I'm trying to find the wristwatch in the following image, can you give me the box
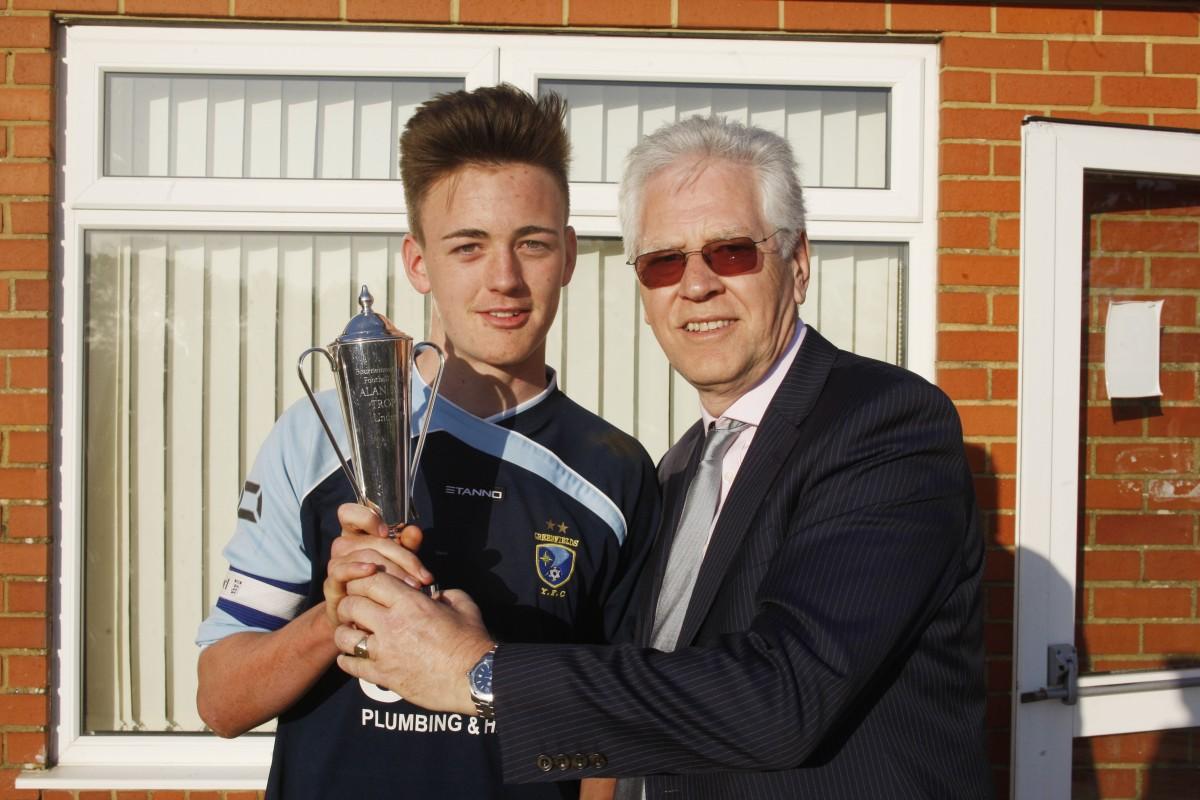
[468,645,497,719]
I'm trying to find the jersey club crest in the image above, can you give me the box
[535,543,576,589]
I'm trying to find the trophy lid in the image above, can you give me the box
[338,285,409,343]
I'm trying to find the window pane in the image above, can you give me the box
[104,75,463,179]
[541,80,889,189]
[82,230,430,733]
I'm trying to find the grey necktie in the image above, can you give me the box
[651,418,747,650]
[613,420,746,800]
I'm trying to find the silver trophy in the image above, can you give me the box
[297,285,445,537]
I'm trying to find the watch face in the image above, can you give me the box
[471,653,493,697]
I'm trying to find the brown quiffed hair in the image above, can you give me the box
[400,83,570,242]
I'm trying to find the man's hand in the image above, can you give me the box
[333,572,493,715]
[323,503,434,628]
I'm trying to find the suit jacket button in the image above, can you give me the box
[536,755,553,772]
[573,753,588,769]
[555,754,571,770]
[589,753,608,768]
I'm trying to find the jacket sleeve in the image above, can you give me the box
[493,374,980,780]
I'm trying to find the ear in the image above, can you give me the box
[790,230,811,306]
[402,233,432,295]
[561,226,578,288]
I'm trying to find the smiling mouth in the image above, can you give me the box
[684,319,733,332]
[489,310,524,318]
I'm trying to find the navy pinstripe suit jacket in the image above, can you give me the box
[496,328,992,799]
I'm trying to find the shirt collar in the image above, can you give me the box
[701,319,807,430]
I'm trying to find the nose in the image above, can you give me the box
[677,251,723,301]
[487,247,526,294]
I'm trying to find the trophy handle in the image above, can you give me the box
[297,347,369,508]
[409,341,446,501]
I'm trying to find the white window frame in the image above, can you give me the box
[34,24,937,789]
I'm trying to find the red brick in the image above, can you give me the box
[0,319,49,350]
[957,404,1017,436]
[1048,40,1145,73]
[942,36,1043,70]
[1162,333,1200,364]
[5,731,45,765]
[7,431,49,464]
[1101,219,1199,254]
[462,0,561,25]
[6,655,46,688]
[1104,9,1199,37]
[891,2,989,32]
[1149,407,1200,438]
[4,506,49,540]
[12,127,51,159]
[1094,443,1193,476]
[996,218,1020,249]
[964,442,987,473]
[940,142,989,176]
[996,73,1094,106]
[12,54,52,86]
[0,282,9,311]
[6,582,46,614]
[1082,549,1141,581]
[13,279,49,312]
[1050,109,1152,127]
[991,294,1018,326]
[1084,478,1144,510]
[0,694,47,726]
[782,1,883,32]
[941,108,1027,142]
[1145,552,1200,582]
[1085,405,1144,437]
[938,368,987,400]
[1151,257,1200,288]
[571,0,671,27]
[9,359,49,390]
[345,0,446,22]
[0,544,48,576]
[986,584,1013,620]
[0,394,49,425]
[1095,587,1191,619]
[1093,294,1192,327]
[939,217,990,249]
[1157,113,1200,130]
[0,17,52,48]
[0,469,49,500]
[236,0,338,18]
[9,203,50,236]
[974,476,1015,510]
[1153,43,1200,76]
[679,0,777,29]
[941,180,1021,213]
[939,331,1018,362]
[1103,76,1197,110]
[990,515,1015,547]
[1159,370,1197,402]
[1089,256,1144,288]
[0,89,52,122]
[1147,479,1200,509]
[0,164,52,196]
[989,441,1017,475]
[991,368,1018,400]
[998,6,1094,34]
[940,253,1019,286]
[13,0,116,7]
[993,145,1020,178]
[126,0,230,14]
[938,290,988,323]
[0,240,49,272]
[1078,622,1140,654]
[941,70,990,103]
[0,616,46,649]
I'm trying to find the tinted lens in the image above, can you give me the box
[635,251,688,288]
[702,238,760,275]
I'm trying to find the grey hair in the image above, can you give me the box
[618,115,807,263]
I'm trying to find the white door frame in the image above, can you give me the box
[1012,118,1200,798]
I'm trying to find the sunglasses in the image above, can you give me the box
[628,230,782,289]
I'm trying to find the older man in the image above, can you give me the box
[333,116,992,799]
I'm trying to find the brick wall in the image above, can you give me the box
[1,2,1198,798]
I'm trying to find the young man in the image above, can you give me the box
[195,85,659,800]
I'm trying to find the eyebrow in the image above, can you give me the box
[440,225,560,241]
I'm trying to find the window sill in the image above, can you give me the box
[18,764,268,790]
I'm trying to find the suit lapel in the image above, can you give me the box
[675,328,839,646]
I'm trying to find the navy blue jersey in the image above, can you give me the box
[197,371,659,799]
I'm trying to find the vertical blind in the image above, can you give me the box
[82,232,903,732]
[542,80,890,188]
[105,74,463,179]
